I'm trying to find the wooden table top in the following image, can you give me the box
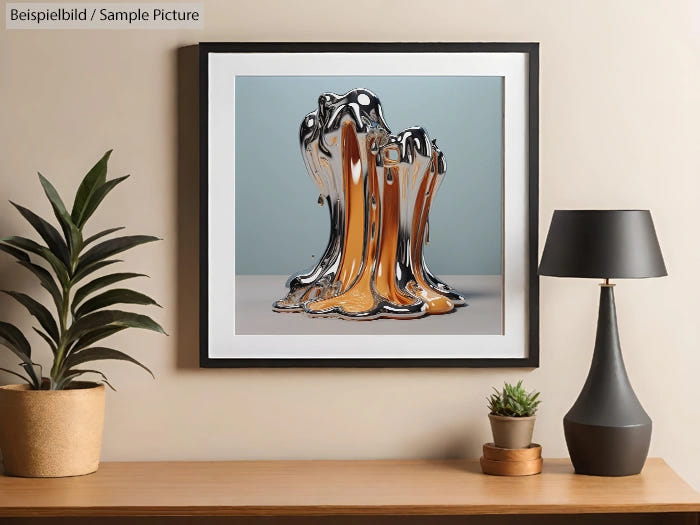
[0,458,698,517]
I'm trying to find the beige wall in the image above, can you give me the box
[1,0,699,491]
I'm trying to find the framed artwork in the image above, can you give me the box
[199,42,539,367]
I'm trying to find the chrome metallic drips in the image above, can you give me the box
[273,88,465,320]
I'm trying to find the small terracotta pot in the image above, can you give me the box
[0,382,105,477]
[488,413,536,449]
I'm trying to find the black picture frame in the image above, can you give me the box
[199,42,539,368]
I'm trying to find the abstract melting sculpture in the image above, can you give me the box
[273,88,465,320]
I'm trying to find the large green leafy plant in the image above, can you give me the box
[487,380,541,417]
[0,151,165,390]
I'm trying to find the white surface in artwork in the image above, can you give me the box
[236,275,502,338]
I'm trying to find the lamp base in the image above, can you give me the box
[564,418,651,476]
[564,284,651,477]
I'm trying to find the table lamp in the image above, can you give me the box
[538,210,667,476]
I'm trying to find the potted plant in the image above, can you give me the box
[0,150,165,477]
[487,380,541,449]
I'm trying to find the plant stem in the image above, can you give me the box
[50,283,72,387]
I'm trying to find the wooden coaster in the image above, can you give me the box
[480,456,543,476]
[483,443,542,462]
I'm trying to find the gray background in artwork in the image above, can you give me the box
[234,76,503,276]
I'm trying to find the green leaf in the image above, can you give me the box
[33,327,57,355]
[0,367,33,386]
[76,289,160,318]
[487,380,541,417]
[63,347,154,379]
[0,321,32,361]
[71,150,112,226]
[10,202,70,267]
[36,174,83,266]
[0,322,39,387]
[78,175,130,229]
[20,363,43,390]
[39,173,75,244]
[72,259,122,284]
[55,372,77,390]
[16,260,63,315]
[56,368,112,390]
[76,235,158,274]
[2,291,59,344]
[0,242,30,262]
[1,236,69,286]
[66,309,166,346]
[83,227,125,246]
[69,230,84,270]
[101,379,116,391]
[72,272,147,311]
[37,172,70,224]
[69,326,127,353]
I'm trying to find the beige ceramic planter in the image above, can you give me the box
[0,382,105,477]
[488,414,536,449]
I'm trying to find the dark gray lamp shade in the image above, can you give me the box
[538,210,667,279]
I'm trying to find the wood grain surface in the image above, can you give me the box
[480,456,543,476]
[482,443,542,461]
[0,458,698,517]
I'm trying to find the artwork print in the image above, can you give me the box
[273,87,466,320]
[201,43,539,367]
[235,75,503,336]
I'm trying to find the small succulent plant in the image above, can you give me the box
[0,150,165,390]
[487,380,541,417]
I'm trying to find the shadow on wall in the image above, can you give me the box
[175,45,200,369]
